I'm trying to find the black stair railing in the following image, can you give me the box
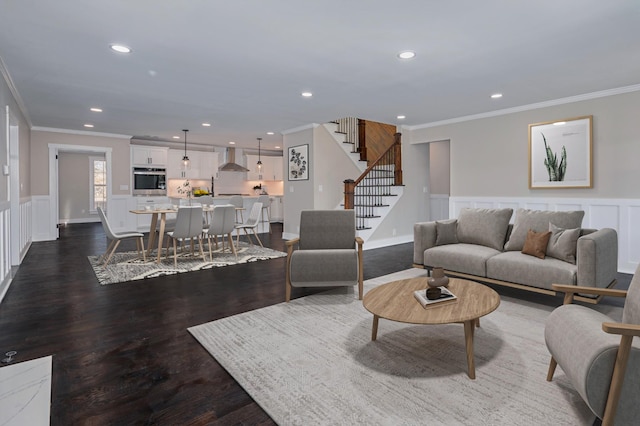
[344,133,402,230]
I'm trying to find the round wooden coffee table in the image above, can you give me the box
[362,276,500,379]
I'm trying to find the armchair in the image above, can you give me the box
[545,265,640,425]
[285,210,363,302]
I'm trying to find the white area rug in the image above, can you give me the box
[0,355,52,426]
[189,269,622,425]
[88,242,286,285]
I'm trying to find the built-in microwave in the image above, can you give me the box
[132,167,167,196]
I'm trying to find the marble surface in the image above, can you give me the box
[0,356,52,426]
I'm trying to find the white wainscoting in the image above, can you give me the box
[450,196,640,274]
[0,202,11,303]
[32,196,54,242]
[429,194,449,222]
[19,198,32,262]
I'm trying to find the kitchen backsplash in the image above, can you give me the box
[167,174,283,198]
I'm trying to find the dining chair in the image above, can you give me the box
[205,205,237,260]
[228,195,245,224]
[165,206,206,267]
[97,207,146,267]
[235,202,263,248]
[256,194,272,234]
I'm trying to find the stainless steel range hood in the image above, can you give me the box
[219,147,249,172]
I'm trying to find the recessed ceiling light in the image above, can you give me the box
[553,121,566,126]
[109,44,131,53]
[397,51,416,60]
[491,93,503,99]
[202,123,211,127]
[301,91,313,97]
[274,146,281,149]
[172,136,180,139]
[90,107,102,112]
[84,124,94,128]
[229,141,236,145]
[397,115,406,120]
[267,132,275,135]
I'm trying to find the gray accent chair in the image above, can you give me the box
[285,210,364,302]
[545,264,640,425]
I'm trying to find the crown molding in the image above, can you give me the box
[0,54,33,128]
[32,126,131,139]
[281,123,319,135]
[407,84,640,130]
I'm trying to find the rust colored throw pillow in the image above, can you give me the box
[521,229,552,259]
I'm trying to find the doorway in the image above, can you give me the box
[48,144,112,239]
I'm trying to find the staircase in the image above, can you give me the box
[323,120,403,241]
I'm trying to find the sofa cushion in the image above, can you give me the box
[504,209,584,251]
[486,251,577,290]
[546,223,581,264]
[424,243,500,277]
[521,229,552,259]
[435,219,458,246]
[456,208,513,251]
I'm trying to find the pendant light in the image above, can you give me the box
[256,137,263,174]
[181,129,190,170]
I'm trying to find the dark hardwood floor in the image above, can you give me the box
[0,222,415,425]
[0,223,629,424]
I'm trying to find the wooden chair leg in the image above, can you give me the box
[139,237,146,262]
[198,236,206,262]
[173,239,178,268]
[602,335,633,426]
[101,239,117,264]
[207,235,213,261]
[227,233,237,258]
[546,357,557,381]
[252,229,263,247]
[103,240,121,267]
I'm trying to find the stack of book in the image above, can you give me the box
[413,287,457,309]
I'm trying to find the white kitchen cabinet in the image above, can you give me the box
[167,149,219,179]
[246,155,283,181]
[131,146,168,166]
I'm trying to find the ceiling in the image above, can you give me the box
[1,1,639,150]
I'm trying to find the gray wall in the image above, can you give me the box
[283,126,315,235]
[408,90,640,199]
[429,141,450,195]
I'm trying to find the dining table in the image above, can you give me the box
[129,204,240,264]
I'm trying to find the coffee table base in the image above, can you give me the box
[370,315,480,380]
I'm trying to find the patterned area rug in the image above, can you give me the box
[88,242,286,285]
[189,268,623,425]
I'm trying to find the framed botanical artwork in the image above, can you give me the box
[288,144,309,181]
[528,115,593,189]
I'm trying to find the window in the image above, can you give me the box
[90,156,107,213]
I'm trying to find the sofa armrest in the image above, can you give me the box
[576,228,618,289]
[413,221,437,265]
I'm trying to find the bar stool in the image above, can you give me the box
[228,195,245,224]
[256,194,272,234]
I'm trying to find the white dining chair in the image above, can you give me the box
[97,207,146,267]
[235,202,263,248]
[205,205,237,260]
[256,194,272,234]
[165,206,206,267]
[228,195,245,224]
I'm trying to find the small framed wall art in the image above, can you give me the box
[288,144,309,181]
[528,115,593,189]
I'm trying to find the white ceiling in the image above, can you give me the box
[1,1,639,150]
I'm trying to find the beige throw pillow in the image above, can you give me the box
[546,222,581,264]
[521,229,552,259]
[435,219,458,246]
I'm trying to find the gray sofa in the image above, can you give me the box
[413,208,618,303]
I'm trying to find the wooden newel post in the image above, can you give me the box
[358,119,367,162]
[393,132,403,186]
[344,179,355,210]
